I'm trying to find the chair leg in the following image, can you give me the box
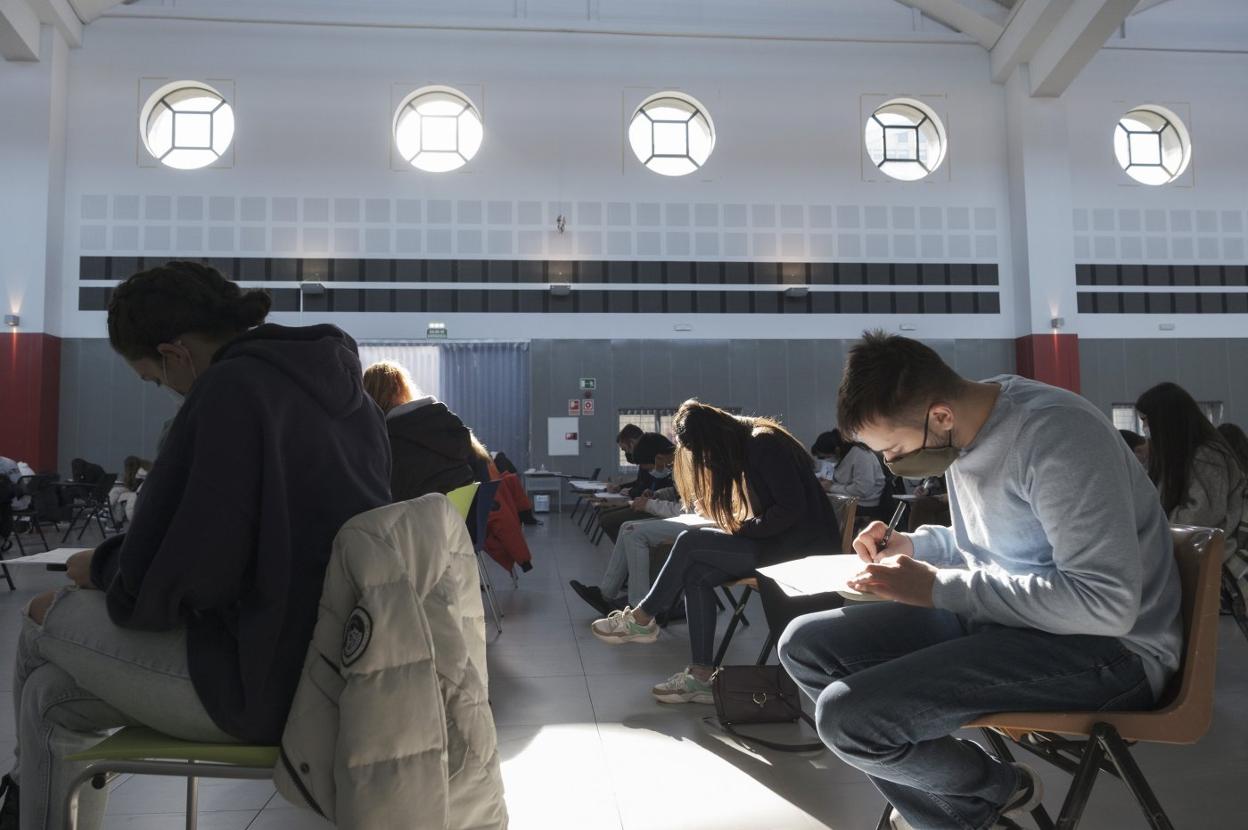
[712,587,753,666]
[0,563,13,592]
[718,586,750,627]
[754,632,776,666]
[476,550,503,635]
[1095,724,1174,830]
[185,774,199,830]
[874,804,893,830]
[1221,566,1248,645]
[980,729,1055,830]
[1054,730,1105,830]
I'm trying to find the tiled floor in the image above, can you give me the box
[3,513,1248,828]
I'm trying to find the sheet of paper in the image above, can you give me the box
[757,555,885,601]
[569,480,607,491]
[663,513,718,528]
[4,548,90,568]
[594,493,630,502]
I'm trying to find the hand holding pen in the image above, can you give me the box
[851,502,911,564]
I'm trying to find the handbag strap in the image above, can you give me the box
[704,714,826,754]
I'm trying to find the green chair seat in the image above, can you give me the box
[447,483,481,520]
[68,727,278,768]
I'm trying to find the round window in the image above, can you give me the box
[140,81,235,170]
[864,98,947,182]
[393,87,484,173]
[627,92,715,177]
[1114,105,1192,186]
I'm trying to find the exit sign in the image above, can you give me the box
[579,378,596,391]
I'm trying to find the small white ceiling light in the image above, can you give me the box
[1114,105,1192,186]
[140,81,235,170]
[864,98,947,182]
[628,91,715,177]
[394,86,484,173]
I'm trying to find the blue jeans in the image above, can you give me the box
[778,602,1155,830]
[13,588,235,830]
[638,527,760,667]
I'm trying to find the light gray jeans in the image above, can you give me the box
[601,517,694,607]
[12,587,235,830]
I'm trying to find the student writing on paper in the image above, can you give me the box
[1,262,391,830]
[589,400,838,704]
[594,432,676,543]
[778,332,1182,830]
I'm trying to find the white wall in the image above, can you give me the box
[25,8,1248,343]
[58,17,1015,340]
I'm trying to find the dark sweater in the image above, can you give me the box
[737,430,840,565]
[386,398,477,500]
[91,324,391,744]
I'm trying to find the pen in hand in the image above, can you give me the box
[880,501,908,552]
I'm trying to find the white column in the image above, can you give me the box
[1004,63,1079,336]
[0,24,69,334]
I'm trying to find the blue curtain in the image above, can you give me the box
[439,342,531,473]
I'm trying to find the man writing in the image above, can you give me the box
[779,332,1182,830]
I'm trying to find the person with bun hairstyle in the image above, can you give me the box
[1,261,391,830]
[589,400,839,704]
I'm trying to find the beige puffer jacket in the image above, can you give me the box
[274,494,507,829]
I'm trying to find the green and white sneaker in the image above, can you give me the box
[651,669,714,705]
[590,607,659,645]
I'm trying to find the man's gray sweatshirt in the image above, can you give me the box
[911,375,1183,699]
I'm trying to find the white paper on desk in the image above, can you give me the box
[4,548,90,567]
[595,493,630,502]
[756,555,883,601]
[569,480,607,491]
[663,513,718,528]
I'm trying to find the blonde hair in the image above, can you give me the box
[469,432,491,463]
[363,361,416,413]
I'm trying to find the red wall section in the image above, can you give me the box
[1015,333,1081,394]
[0,332,61,472]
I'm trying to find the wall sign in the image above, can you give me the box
[568,399,581,416]
[579,378,596,391]
[582,399,595,416]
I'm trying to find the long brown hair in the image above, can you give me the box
[673,399,812,533]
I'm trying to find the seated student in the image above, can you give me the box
[107,456,152,526]
[810,430,840,485]
[1137,383,1246,587]
[594,432,675,544]
[607,424,645,487]
[363,361,475,500]
[569,438,692,615]
[467,432,535,574]
[779,332,1181,830]
[590,400,838,704]
[1120,428,1150,467]
[824,432,887,519]
[0,261,391,830]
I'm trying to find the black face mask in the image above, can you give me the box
[624,451,635,465]
[884,411,959,478]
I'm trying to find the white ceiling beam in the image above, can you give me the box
[68,0,123,24]
[896,0,1006,48]
[31,0,82,47]
[0,0,40,60]
[991,0,1072,83]
[1029,0,1139,97]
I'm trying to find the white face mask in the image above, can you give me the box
[158,341,198,402]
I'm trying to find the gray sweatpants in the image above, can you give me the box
[12,588,235,830]
[601,516,715,607]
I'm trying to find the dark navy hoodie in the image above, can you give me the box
[91,324,392,744]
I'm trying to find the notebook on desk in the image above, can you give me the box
[5,548,90,572]
[757,554,885,602]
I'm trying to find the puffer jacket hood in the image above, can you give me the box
[214,323,368,420]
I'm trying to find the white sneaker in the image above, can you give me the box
[590,607,659,645]
[887,809,914,830]
[651,669,714,704]
[999,763,1044,820]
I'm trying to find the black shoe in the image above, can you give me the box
[519,561,534,573]
[569,580,612,616]
[0,774,19,830]
[519,510,542,526]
